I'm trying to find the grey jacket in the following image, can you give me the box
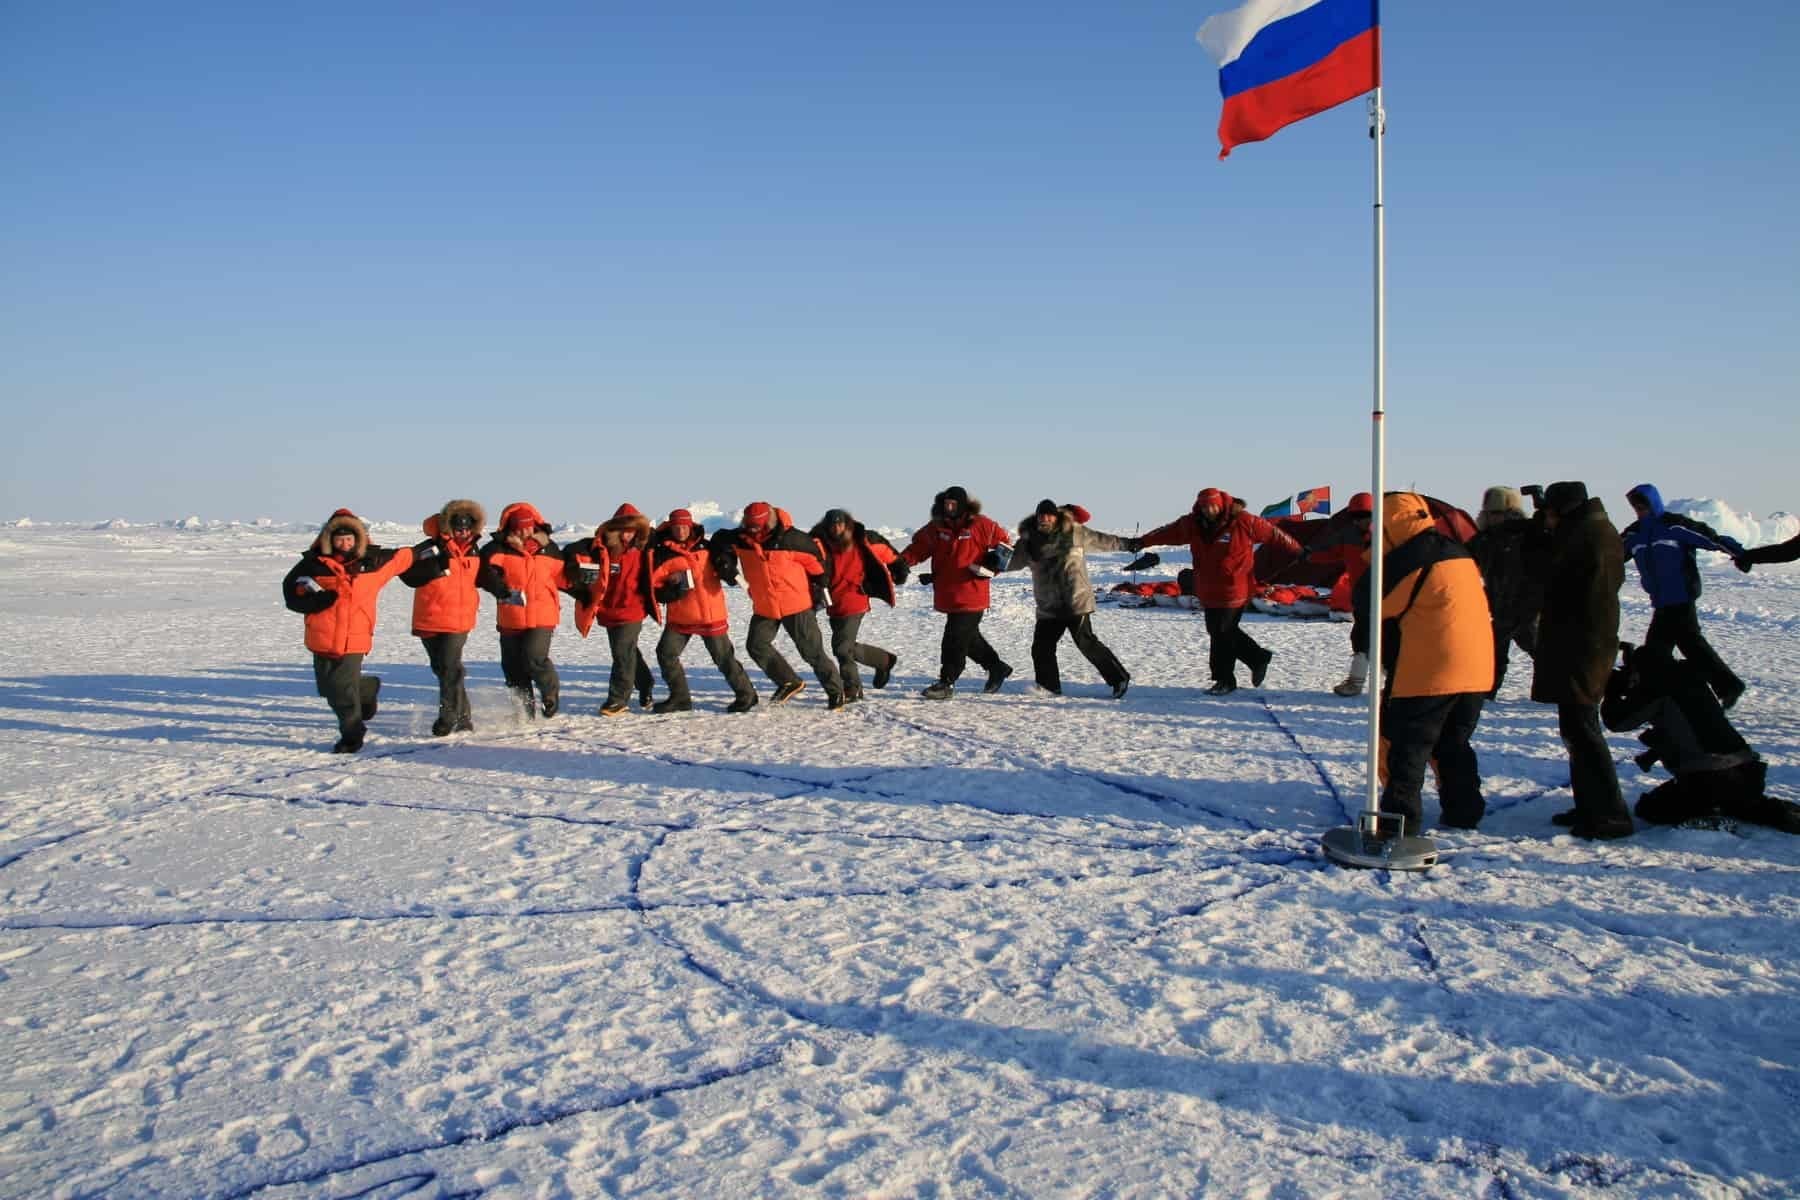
[1008,507,1130,619]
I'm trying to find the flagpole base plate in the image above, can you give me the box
[1322,811,1439,871]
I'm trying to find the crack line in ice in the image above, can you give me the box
[0,826,93,872]
[211,1047,789,1200]
[1255,698,1353,824]
[214,788,693,832]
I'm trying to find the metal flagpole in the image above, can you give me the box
[1322,84,1438,870]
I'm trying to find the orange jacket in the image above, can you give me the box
[282,512,415,657]
[1377,493,1495,698]
[720,507,824,619]
[478,506,569,633]
[403,500,486,636]
[651,526,731,637]
[1140,489,1300,609]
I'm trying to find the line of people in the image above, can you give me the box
[282,487,1165,753]
[282,482,1797,845]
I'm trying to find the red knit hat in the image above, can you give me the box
[613,503,643,520]
[743,501,773,530]
[668,508,694,525]
[1346,492,1374,515]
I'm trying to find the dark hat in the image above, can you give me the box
[941,486,969,505]
[1543,481,1589,514]
[823,508,853,527]
[1034,499,1059,518]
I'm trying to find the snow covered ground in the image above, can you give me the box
[1,518,1797,1199]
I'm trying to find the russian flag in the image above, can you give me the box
[1198,0,1380,159]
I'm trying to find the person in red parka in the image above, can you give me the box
[282,509,416,752]
[401,499,485,736]
[647,509,758,713]
[564,504,660,716]
[1139,487,1301,694]
[809,508,905,702]
[900,485,1014,700]
[477,501,572,719]
[713,501,845,708]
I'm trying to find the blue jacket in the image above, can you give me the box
[1620,483,1743,608]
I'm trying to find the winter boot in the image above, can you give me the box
[431,714,456,737]
[652,696,693,714]
[332,721,367,754]
[726,693,759,714]
[1206,679,1238,696]
[922,680,955,701]
[1332,653,1369,697]
[872,652,897,690]
[1250,654,1271,688]
[1111,675,1131,700]
[598,701,629,717]
[983,662,1013,694]
[771,680,805,705]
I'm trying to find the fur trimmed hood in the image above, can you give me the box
[1016,502,1092,538]
[314,508,369,559]
[423,498,486,540]
[598,504,653,553]
[930,486,983,523]
[809,508,869,543]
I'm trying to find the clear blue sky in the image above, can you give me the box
[4,1,1797,530]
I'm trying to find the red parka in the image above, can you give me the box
[403,499,486,636]
[566,504,661,637]
[901,497,1011,615]
[808,515,900,619]
[282,510,415,658]
[1140,489,1300,609]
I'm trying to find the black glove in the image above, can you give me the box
[919,572,934,586]
[654,568,693,604]
[1123,537,1145,553]
[888,559,910,584]
[1124,552,1160,572]
[414,542,442,562]
[1735,556,1753,574]
[714,559,740,587]
[979,546,1010,575]
[809,579,829,610]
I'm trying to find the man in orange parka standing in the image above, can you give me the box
[1138,487,1300,695]
[648,508,759,713]
[901,485,1014,701]
[716,501,845,708]
[401,499,485,736]
[282,508,416,753]
[1359,492,1495,834]
[477,501,571,720]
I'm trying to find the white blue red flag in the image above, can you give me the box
[1198,0,1380,158]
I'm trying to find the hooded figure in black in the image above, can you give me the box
[1602,641,1800,832]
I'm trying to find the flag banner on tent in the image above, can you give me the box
[1197,0,1380,158]
[1261,486,1332,518]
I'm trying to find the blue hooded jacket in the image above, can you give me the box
[1620,483,1744,607]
